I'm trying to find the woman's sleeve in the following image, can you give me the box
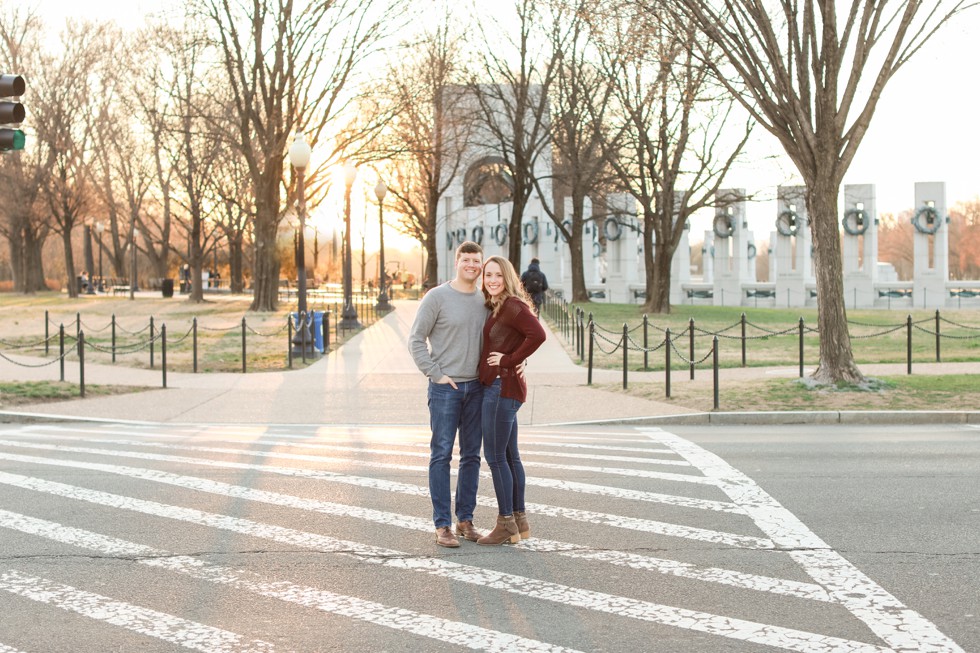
[499,300,547,368]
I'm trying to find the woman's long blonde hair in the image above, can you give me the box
[482,255,533,315]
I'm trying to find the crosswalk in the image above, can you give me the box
[0,422,964,652]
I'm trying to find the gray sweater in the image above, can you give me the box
[408,282,489,382]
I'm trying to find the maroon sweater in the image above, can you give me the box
[478,296,547,402]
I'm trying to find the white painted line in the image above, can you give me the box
[0,644,28,653]
[0,471,889,652]
[0,444,764,548]
[4,435,715,485]
[0,453,828,601]
[0,509,583,653]
[644,428,965,653]
[0,569,275,652]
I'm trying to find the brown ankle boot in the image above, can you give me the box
[477,515,520,545]
[514,511,530,539]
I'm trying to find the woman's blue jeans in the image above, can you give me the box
[427,379,483,529]
[481,379,525,516]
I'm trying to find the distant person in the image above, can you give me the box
[520,258,548,316]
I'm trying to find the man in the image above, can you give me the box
[520,258,549,316]
[408,241,489,547]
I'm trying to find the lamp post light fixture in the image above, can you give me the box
[288,133,317,357]
[374,180,392,312]
[340,160,362,329]
[95,220,105,292]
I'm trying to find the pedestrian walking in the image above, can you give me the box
[520,258,549,316]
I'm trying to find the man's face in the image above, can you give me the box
[456,251,483,284]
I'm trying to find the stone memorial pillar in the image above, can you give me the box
[912,181,949,308]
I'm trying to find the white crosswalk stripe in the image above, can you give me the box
[0,422,965,652]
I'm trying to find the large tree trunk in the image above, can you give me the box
[808,179,864,384]
[249,176,281,311]
[569,193,589,303]
[10,222,47,293]
[229,234,244,293]
[62,231,78,299]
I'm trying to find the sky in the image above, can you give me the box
[32,1,980,238]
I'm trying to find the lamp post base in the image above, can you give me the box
[339,303,362,330]
[375,291,393,313]
[290,325,320,358]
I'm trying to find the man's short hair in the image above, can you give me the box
[530,258,540,265]
[456,240,483,260]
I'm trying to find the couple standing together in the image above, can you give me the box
[409,240,546,548]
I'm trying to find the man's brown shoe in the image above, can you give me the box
[435,526,460,548]
[455,520,482,542]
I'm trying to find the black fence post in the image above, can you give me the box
[323,311,330,353]
[149,316,155,369]
[45,310,49,355]
[76,312,80,343]
[161,324,167,388]
[301,311,308,365]
[642,315,649,371]
[287,315,293,369]
[689,317,695,380]
[111,314,116,363]
[713,336,720,411]
[665,327,672,398]
[241,317,247,374]
[907,314,913,375]
[798,317,804,378]
[741,313,747,367]
[59,324,65,382]
[78,330,85,398]
[193,317,198,373]
[935,309,941,363]
[587,318,595,385]
[622,323,628,390]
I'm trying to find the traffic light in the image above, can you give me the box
[0,74,25,152]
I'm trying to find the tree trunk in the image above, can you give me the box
[229,234,244,294]
[569,192,589,303]
[425,229,438,289]
[807,179,864,384]
[10,223,46,293]
[249,177,281,311]
[648,235,673,314]
[62,231,78,299]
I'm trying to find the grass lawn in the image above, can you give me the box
[0,380,148,408]
[595,373,980,413]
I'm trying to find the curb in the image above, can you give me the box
[536,410,980,427]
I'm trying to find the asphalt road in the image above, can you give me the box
[0,420,975,652]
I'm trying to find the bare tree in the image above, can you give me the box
[470,0,559,270]
[33,21,109,298]
[369,18,474,287]
[195,0,401,311]
[669,0,977,382]
[0,8,48,293]
[594,4,750,314]
[537,0,617,303]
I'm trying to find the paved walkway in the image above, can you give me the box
[2,300,979,425]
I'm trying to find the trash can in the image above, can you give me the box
[161,278,175,298]
[291,311,325,353]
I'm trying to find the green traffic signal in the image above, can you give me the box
[1,73,25,152]
[0,128,25,151]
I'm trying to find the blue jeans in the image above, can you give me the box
[481,379,525,516]
[427,379,483,528]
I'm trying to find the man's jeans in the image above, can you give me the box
[427,379,483,528]
[481,378,525,516]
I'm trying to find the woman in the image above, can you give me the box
[477,256,547,545]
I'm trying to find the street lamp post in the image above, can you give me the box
[374,181,392,312]
[289,133,317,357]
[340,160,362,329]
[95,221,105,292]
[83,223,96,294]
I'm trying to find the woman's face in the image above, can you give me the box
[483,260,505,298]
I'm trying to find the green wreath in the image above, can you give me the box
[522,221,539,245]
[747,242,757,259]
[493,223,507,246]
[713,214,734,239]
[911,206,941,234]
[603,218,622,241]
[471,225,484,246]
[776,210,800,237]
[842,208,870,236]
